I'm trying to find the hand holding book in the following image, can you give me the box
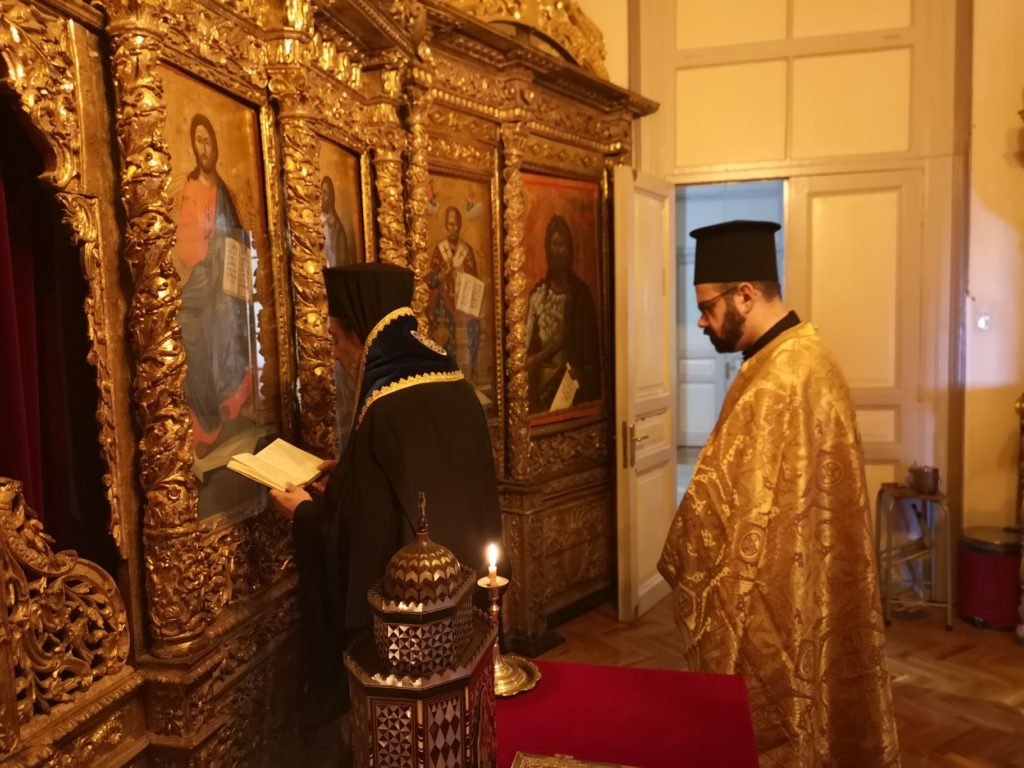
[226,438,324,492]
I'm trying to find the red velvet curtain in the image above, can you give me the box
[0,173,46,521]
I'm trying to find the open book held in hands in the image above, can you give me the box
[226,438,323,492]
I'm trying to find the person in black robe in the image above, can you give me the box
[270,262,502,760]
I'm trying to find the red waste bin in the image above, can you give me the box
[957,526,1022,630]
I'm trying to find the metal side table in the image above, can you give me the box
[875,482,953,630]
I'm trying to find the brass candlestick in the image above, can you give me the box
[477,574,540,697]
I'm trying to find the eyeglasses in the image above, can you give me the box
[697,286,739,318]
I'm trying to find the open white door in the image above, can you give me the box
[614,165,677,622]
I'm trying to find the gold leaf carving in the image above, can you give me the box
[0,2,80,190]
[528,422,608,477]
[432,54,524,117]
[56,194,128,558]
[142,527,232,654]
[0,479,129,724]
[542,496,609,600]
[370,103,409,268]
[108,17,229,655]
[530,92,630,153]
[38,709,127,768]
[443,0,608,79]
[500,122,531,480]
[0,8,128,558]
[430,136,488,167]
[279,115,338,455]
[163,0,266,95]
[524,136,600,174]
[405,71,434,321]
[426,106,498,144]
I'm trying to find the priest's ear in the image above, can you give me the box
[740,281,782,304]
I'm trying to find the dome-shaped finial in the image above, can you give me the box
[416,491,429,538]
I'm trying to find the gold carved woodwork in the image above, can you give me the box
[57,194,129,557]
[0,1,80,190]
[107,9,220,656]
[501,505,546,640]
[442,0,608,80]
[372,111,411,268]
[404,56,435,321]
[426,104,499,146]
[0,479,130,728]
[162,0,268,99]
[1,0,651,758]
[524,135,603,175]
[144,596,301,767]
[530,92,629,153]
[279,113,337,455]
[541,496,610,602]
[0,2,130,558]
[500,121,531,481]
[431,52,526,119]
[528,421,609,478]
[513,754,630,768]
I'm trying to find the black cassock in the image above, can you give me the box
[292,308,501,727]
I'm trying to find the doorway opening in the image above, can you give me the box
[674,180,785,502]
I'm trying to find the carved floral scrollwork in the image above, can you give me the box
[404,67,434,320]
[431,54,523,117]
[527,422,608,477]
[443,0,608,80]
[370,104,409,268]
[108,10,228,655]
[0,1,80,190]
[142,527,232,652]
[275,107,338,456]
[163,0,267,95]
[0,2,132,560]
[56,194,128,559]
[500,122,531,480]
[0,479,129,725]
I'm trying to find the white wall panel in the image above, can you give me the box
[792,49,911,157]
[681,382,717,436]
[636,191,669,393]
[856,408,898,444]
[792,0,911,38]
[809,189,899,388]
[675,61,787,167]
[682,359,716,379]
[636,467,674,582]
[676,0,787,49]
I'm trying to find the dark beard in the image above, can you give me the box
[197,152,217,175]
[704,302,745,353]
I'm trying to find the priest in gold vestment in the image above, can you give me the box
[658,221,900,767]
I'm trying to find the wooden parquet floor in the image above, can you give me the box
[540,600,1024,766]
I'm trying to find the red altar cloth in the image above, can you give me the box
[496,661,757,767]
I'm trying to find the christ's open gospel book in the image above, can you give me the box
[226,438,323,492]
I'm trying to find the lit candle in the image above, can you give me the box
[487,543,499,587]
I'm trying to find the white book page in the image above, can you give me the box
[549,365,580,412]
[256,439,322,485]
[454,271,485,318]
[222,237,251,301]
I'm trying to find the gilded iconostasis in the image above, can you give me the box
[0,0,653,763]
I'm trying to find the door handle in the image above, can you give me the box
[628,423,649,468]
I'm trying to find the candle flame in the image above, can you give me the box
[487,543,498,569]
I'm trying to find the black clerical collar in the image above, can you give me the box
[742,311,801,360]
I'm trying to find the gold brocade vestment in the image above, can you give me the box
[658,322,900,767]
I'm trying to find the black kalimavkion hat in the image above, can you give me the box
[322,262,414,342]
[691,220,780,285]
